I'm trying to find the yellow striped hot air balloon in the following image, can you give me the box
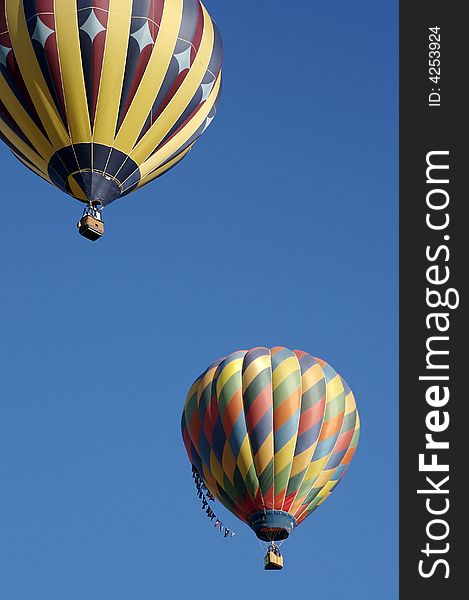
[0,0,222,239]
[182,346,360,570]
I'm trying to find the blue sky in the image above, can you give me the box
[0,1,397,598]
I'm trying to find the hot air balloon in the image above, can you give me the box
[0,0,222,240]
[182,346,360,570]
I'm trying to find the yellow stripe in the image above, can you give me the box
[0,73,54,160]
[135,74,221,180]
[316,493,331,507]
[301,363,324,391]
[313,470,334,488]
[185,376,202,407]
[321,481,335,495]
[354,413,361,437]
[287,369,326,504]
[301,486,333,513]
[345,390,357,414]
[54,0,91,142]
[242,354,271,391]
[290,446,316,478]
[208,451,243,509]
[289,445,326,514]
[290,457,331,516]
[113,0,183,154]
[254,433,274,475]
[237,435,253,480]
[93,0,132,145]
[272,356,300,390]
[216,358,243,398]
[303,456,330,482]
[315,481,335,507]
[0,120,49,174]
[136,144,193,188]
[222,440,237,484]
[209,450,224,488]
[201,467,219,501]
[274,437,297,474]
[67,174,88,201]
[6,0,70,149]
[126,4,214,162]
[199,366,217,399]
[326,375,344,401]
[290,494,308,517]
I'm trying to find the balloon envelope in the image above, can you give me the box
[0,0,222,206]
[182,347,360,541]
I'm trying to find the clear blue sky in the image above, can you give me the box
[0,1,397,598]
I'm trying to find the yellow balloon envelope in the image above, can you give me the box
[0,0,222,207]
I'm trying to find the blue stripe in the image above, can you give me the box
[211,416,226,463]
[321,362,339,384]
[312,434,339,460]
[331,464,348,480]
[274,411,300,451]
[299,354,318,373]
[243,347,270,370]
[249,407,273,455]
[325,448,347,470]
[294,420,322,455]
[271,347,295,370]
[197,430,212,466]
[229,412,247,456]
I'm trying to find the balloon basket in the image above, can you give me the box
[264,551,284,571]
[77,212,104,241]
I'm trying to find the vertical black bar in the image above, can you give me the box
[400,2,466,597]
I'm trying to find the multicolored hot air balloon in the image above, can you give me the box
[0,0,222,239]
[182,346,360,570]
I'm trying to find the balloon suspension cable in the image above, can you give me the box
[83,201,103,220]
[256,526,286,556]
[192,466,236,539]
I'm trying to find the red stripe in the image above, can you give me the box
[298,397,326,435]
[118,45,153,127]
[334,427,355,453]
[203,392,219,444]
[189,410,201,453]
[94,0,111,10]
[242,488,257,514]
[44,33,67,123]
[319,411,345,441]
[143,2,206,128]
[282,491,297,513]
[0,0,7,31]
[148,0,165,27]
[245,385,272,432]
[273,389,301,431]
[274,490,287,509]
[150,70,188,124]
[182,425,192,457]
[221,391,243,439]
[36,0,54,11]
[341,447,357,465]
[191,1,204,62]
[91,15,108,125]
[152,99,206,152]
[2,41,49,138]
[117,0,165,124]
